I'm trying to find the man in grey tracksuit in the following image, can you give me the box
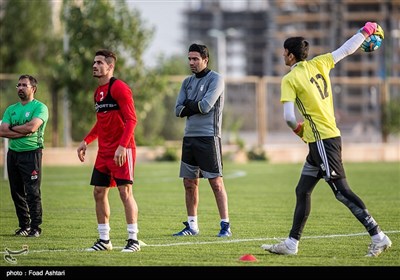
[173,43,231,238]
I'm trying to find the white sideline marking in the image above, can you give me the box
[1,230,398,253]
[142,230,400,247]
[224,170,247,179]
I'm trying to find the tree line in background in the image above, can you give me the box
[0,0,189,147]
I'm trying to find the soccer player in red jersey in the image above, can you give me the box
[77,49,140,252]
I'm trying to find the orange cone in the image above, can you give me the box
[239,254,258,262]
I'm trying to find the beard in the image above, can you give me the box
[18,91,28,100]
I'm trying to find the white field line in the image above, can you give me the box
[1,230,398,253]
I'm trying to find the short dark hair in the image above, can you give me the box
[95,49,117,64]
[188,43,209,59]
[18,74,38,87]
[283,37,309,61]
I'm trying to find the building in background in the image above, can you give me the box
[182,0,400,144]
[183,0,399,77]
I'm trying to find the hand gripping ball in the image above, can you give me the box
[360,24,384,52]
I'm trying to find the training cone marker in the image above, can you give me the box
[239,254,257,262]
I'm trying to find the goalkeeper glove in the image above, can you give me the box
[361,22,377,37]
[293,122,304,138]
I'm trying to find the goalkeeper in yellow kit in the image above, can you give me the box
[261,22,391,257]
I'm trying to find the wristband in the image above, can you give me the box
[362,22,377,37]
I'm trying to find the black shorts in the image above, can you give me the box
[179,136,223,179]
[302,136,346,181]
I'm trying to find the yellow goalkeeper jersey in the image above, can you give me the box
[280,53,341,143]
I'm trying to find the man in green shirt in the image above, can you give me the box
[0,74,49,237]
